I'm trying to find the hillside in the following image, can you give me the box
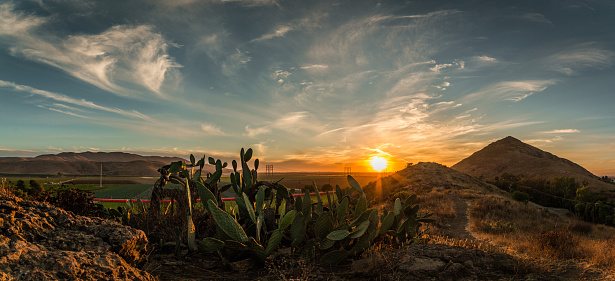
[451,136,614,191]
[364,162,499,201]
[0,152,185,177]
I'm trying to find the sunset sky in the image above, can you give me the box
[0,0,614,174]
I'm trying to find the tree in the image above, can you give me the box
[29,180,43,196]
[15,180,26,191]
[511,190,530,203]
[575,186,593,202]
[321,183,333,191]
[551,177,579,199]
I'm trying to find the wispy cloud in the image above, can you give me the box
[0,4,181,98]
[525,136,564,144]
[251,25,292,42]
[201,123,227,136]
[542,129,580,134]
[245,125,271,138]
[464,80,556,102]
[542,43,614,75]
[220,0,279,6]
[520,12,553,26]
[222,48,251,76]
[0,80,152,120]
[243,111,318,138]
[300,64,328,70]
[0,3,45,36]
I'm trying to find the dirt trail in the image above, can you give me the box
[441,194,475,241]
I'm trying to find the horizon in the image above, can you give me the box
[3,139,615,177]
[1,1,614,176]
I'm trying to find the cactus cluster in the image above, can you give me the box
[281,175,434,264]
[179,148,435,265]
[196,148,297,263]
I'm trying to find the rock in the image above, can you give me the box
[398,257,446,272]
[0,194,155,281]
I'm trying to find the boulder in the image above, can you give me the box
[0,194,154,281]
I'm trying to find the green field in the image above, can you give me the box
[2,173,378,210]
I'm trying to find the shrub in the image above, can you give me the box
[533,230,582,259]
[321,183,333,192]
[511,190,530,203]
[568,221,593,235]
[46,186,105,217]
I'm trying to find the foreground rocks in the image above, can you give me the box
[0,195,154,281]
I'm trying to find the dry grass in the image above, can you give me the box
[0,184,11,197]
[469,195,615,271]
[416,189,456,221]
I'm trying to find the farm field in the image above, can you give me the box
[2,172,384,209]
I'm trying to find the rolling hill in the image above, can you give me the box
[0,152,186,177]
[364,162,500,201]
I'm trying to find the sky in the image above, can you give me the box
[0,0,614,174]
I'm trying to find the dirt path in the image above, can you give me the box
[440,194,475,241]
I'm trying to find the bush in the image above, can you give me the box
[568,221,593,235]
[511,190,530,203]
[533,230,582,259]
[46,186,105,217]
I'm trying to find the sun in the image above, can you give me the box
[369,156,388,172]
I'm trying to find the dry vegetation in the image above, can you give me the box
[468,195,615,271]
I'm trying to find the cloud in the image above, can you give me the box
[542,129,580,134]
[245,125,271,138]
[300,64,328,70]
[465,80,556,102]
[0,3,45,36]
[46,107,93,119]
[0,80,152,120]
[201,123,226,136]
[0,5,181,98]
[243,111,320,138]
[475,55,497,62]
[429,60,465,72]
[253,140,273,155]
[251,25,292,42]
[272,69,291,83]
[220,0,279,6]
[222,48,251,76]
[525,136,564,144]
[520,12,553,25]
[542,43,614,75]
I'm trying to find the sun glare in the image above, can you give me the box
[369,156,388,172]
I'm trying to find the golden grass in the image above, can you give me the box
[469,195,615,271]
[416,188,456,221]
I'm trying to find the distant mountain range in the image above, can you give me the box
[452,136,613,191]
[0,152,186,177]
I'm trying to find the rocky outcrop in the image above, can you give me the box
[0,194,155,281]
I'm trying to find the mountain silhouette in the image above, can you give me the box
[451,136,612,190]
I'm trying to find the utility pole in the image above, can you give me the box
[99,163,102,187]
[344,167,351,176]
